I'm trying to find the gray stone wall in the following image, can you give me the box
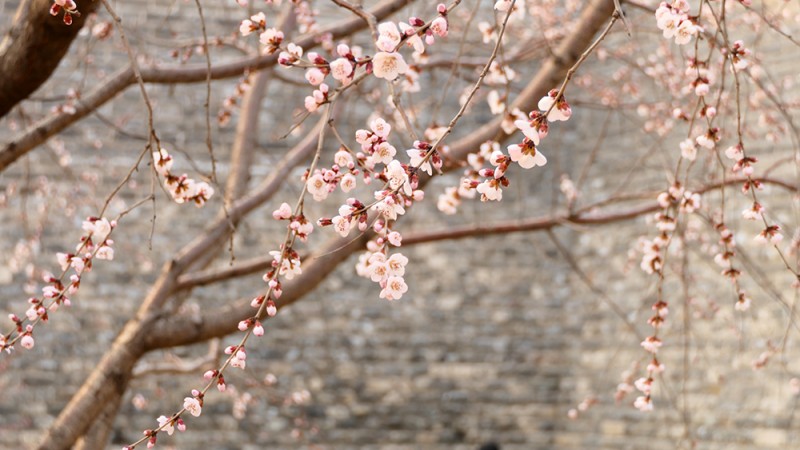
[1,1,800,449]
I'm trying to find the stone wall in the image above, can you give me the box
[1,1,800,449]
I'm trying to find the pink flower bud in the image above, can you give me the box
[253,321,265,336]
[20,334,34,349]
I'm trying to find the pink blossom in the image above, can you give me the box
[153,148,173,176]
[370,117,391,138]
[306,173,329,201]
[385,160,411,195]
[476,179,503,201]
[272,202,292,220]
[674,20,698,45]
[57,252,71,271]
[634,395,653,412]
[332,215,352,237]
[20,334,34,349]
[398,22,425,54]
[368,258,388,282]
[407,148,432,175]
[372,52,409,81]
[387,231,402,246]
[334,149,353,167]
[640,336,663,354]
[183,397,202,417]
[329,58,353,82]
[385,253,408,277]
[253,321,264,336]
[679,139,697,160]
[259,28,284,50]
[157,416,175,435]
[507,142,547,169]
[376,22,401,52]
[380,276,408,300]
[95,246,114,261]
[305,68,325,85]
[430,17,448,37]
[538,94,571,122]
[335,173,354,193]
[494,0,513,11]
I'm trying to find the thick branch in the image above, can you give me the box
[445,0,615,162]
[0,0,99,118]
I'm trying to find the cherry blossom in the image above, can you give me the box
[634,395,654,412]
[156,416,174,436]
[494,0,513,12]
[538,90,572,122]
[376,22,402,52]
[329,58,354,82]
[398,22,425,54]
[183,397,202,417]
[476,179,504,201]
[679,138,697,160]
[674,19,698,45]
[640,336,663,354]
[372,52,409,81]
[379,276,408,300]
[258,28,284,52]
[272,202,292,220]
[507,140,547,169]
[239,12,266,36]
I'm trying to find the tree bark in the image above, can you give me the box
[0,0,98,118]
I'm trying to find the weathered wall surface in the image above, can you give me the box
[1,1,800,449]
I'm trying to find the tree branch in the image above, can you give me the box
[0,0,99,118]
[0,0,412,173]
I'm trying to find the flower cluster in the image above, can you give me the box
[278,43,304,67]
[443,140,528,214]
[304,44,360,86]
[655,1,700,45]
[727,40,750,71]
[685,59,714,98]
[272,202,314,242]
[225,345,248,369]
[372,22,411,81]
[355,236,409,301]
[632,180,704,411]
[218,75,252,126]
[152,148,215,207]
[450,91,568,205]
[50,0,78,25]
[1,217,116,352]
[303,83,330,113]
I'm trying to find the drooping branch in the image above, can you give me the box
[0,0,412,173]
[36,117,324,450]
[0,0,99,118]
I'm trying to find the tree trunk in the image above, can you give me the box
[0,0,98,118]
